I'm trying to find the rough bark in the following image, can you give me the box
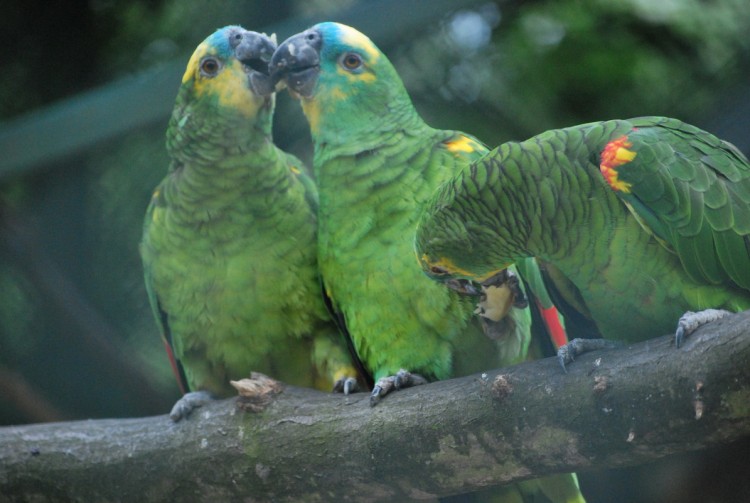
[1,310,749,502]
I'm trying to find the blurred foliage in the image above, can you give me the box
[395,0,750,143]
[83,128,174,389]
[0,1,296,120]
[1,1,750,500]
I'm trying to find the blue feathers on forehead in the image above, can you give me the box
[204,26,243,56]
[314,22,373,58]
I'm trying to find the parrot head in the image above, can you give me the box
[168,26,278,156]
[415,179,511,293]
[181,26,277,105]
[182,25,277,105]
[269,22,418,143]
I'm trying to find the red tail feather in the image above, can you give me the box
[538,300,568,348]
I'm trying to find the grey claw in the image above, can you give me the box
[169,390,214,422]
[675,325,686,348]
[343,377,358,395]
[557,345,573,373]
[556,338,620,373]
[675,309,731,348]
[369,369,428,406]
[333,377,360,395]
[370,386,384,406]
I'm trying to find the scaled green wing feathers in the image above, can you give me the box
[416,117,750,344]
[598,117,750,290]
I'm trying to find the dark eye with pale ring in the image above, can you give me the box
[200,57,222,77]
[340,52,363,71]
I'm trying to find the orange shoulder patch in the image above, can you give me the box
[600,135,637,193]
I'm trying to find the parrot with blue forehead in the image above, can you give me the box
[140,26,358,421]
[270,22,586,503]
[415,116,750,365]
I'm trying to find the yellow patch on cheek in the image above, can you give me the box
[301,86,347,135]
[193,61,263,117]
[301,99,321,134]
[330,87,348,100]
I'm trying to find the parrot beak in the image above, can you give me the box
[445,278,483,297]
[230,29,277,96]
[269,28,322,98]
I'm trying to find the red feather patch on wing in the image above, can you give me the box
[600,135,637,193]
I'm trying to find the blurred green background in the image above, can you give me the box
[1,1,749,501]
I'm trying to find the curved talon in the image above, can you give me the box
[557,344,574,373]
[557,338,621,373]
[370,385,385,406]
[675,325,686,349]
[369,369,428,407]
[169,390,214,422]
[332,376,359,395]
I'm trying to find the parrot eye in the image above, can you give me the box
[340,52,363,71]
[200,57,223,77]
[429,265,449,276]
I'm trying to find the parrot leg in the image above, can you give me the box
[169,390,215,422]
[370,369,428,406]
[675,309,732,348]
[332,376,360,395]
[557,338,621,372]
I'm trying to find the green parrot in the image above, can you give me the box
[270,22,585,503]
[140,26,357,421]
[416,116,750,367]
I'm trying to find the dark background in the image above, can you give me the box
[1,1,749,501]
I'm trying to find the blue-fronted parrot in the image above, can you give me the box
[270,22,585,503]
[140,26,357,421]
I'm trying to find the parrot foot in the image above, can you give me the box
[557,338,621,372]
[370,369,428,406]
[675,309,732,348]
[332,376,360,395]
[169,390,215,422]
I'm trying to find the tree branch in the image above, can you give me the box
[2,310,749,502]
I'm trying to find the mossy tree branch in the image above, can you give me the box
[1,310,749,502]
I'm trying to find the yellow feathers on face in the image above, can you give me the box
[181,41,263,118]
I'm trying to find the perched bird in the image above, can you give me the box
[270,22,585,503]
[416,116,750,366]
[140,26,356,421]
